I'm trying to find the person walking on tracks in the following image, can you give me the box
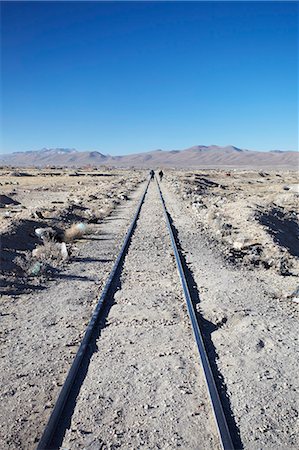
[158,170,164,182]
[149,169,155,180]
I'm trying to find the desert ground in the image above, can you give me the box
[0,167,298,449]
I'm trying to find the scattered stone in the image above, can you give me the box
[29,261,42,276]
[35,227,58,242]
[287,184,299,194]
[9,171,33,177]
[60,243,69,260]
[35,210,44,219]
[0,195,21,207]
[286,287,299,303]
[232,235,248,250]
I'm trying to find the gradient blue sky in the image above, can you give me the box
[1,1,298,154]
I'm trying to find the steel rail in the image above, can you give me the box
[37,178,151,450]
[155,178,234,450]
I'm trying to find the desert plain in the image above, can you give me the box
[0,166,298,449]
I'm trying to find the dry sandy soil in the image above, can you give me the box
[0,168,298,449]
[0,167,144,290]
[166,169,299,277]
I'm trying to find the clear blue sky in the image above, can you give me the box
[1,1,298,154]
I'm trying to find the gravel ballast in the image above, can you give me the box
[1,171,298,450]
[62,181,220,450]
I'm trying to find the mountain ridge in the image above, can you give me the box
[1,145,298,169]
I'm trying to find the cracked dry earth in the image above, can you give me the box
[62,181,220,450]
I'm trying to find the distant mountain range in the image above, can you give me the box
[0,145,298,169]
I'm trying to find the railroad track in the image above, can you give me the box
[37,177,235,450]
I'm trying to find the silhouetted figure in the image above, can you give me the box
[158,170,164,181]
[149,169,155,180]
